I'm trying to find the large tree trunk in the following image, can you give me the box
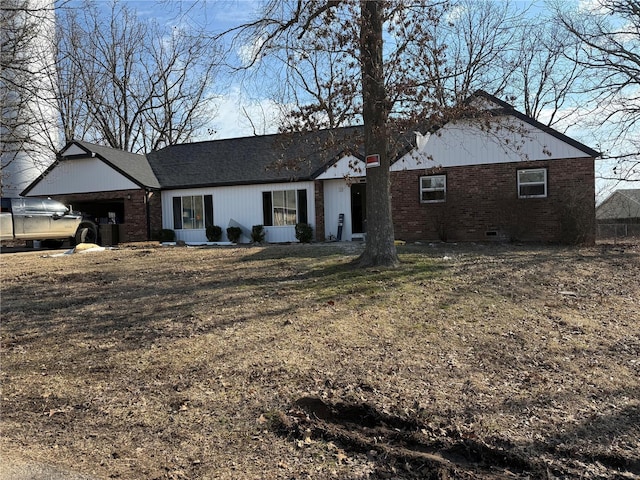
[356,1,399,268]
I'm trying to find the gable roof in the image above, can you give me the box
[596,189,640,220]
[21,140,160,195]
[23,93,598,195]
[468,90,600,158]
[146,127,363,189]
[65,140,160,189]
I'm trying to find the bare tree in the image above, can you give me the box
[221,0,553,266]
[357,0,397,267]
[1,0,60,195]
[138,24,221,151]
[54,5,91,145]
[406,0,525,108]
[556,0,640,182]
[508,20,584,128]
[278,35,362,131]
[56,0,220,153]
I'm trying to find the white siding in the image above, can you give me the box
[391,116,592,172]
[62,144,87,156]
[323,179,355,241]
[161,181,316,243]
[316,155,366,180]
[26,158,139,196]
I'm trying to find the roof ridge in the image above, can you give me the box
[152,125,364,153]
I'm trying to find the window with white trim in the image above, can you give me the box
[517,168,547,198]
[420,175,446,203]
[172,195,213,229]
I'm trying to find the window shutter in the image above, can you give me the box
[172,197,182,230]
[297,189,308,224]
[204,195,214,227]
[262,192,273,226]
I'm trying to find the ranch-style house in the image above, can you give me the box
[22,91,599,245]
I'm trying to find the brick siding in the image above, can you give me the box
[391,158,596,244]
[313,180,325,242]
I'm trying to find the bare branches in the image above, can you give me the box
[55,0,220,153]
[1,0,60,194]
[555,0,640,181]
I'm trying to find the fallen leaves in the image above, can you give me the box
[1,242,638,479]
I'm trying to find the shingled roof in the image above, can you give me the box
[146,127,363,189]
[596,189,640,220]
[20,140,161,195]
[30,91,597,195]
[70,140,161,189]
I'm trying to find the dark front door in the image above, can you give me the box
[350,183,366,235]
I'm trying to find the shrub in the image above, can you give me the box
[560,188,595,245]
[157,229,175,242]
[206,225,222,242]
[295,223,313,243]
[251,225,266,243]
[226,226,242,243]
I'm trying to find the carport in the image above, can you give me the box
[21,141,162,244]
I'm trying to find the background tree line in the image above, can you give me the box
[2,0,220,161]
[2,0,637,171]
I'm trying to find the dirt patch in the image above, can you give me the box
[1,241,639,479]
[276,394,640,479]
[277,396,542,479]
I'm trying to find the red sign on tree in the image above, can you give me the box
[366,154,380,168]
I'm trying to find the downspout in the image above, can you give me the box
[145,189,152,240]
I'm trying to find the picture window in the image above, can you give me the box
[172,195,213,229]
[263,189,308,226]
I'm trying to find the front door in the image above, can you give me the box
[350,183,366,236]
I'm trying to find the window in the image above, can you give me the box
[23,199,46,213]
[172,195,213,229]
[263,189,308,226]
[0,198,10,213]
[518,168,547,198]
[42,199,68,215]
[420,175,446,203]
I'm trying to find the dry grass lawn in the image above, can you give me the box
[1,241,639,479]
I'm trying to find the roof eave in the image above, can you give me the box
[160,176,315,191]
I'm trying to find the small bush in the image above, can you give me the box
[560,190,596,245]
[226,226,242,243]
[157,229,176,242]
[251,225,266,243]
[206,225,222,242]
[295,223,313,243]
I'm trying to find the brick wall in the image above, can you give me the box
[147,191,163,239]
[391,158,596,244]
[314,180,325,242]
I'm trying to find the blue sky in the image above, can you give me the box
[126,0,283,139]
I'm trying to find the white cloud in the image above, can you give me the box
[203,87,284,140]
[445,4,466,23]
[237,35,267,68]
[577,0,608,14]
